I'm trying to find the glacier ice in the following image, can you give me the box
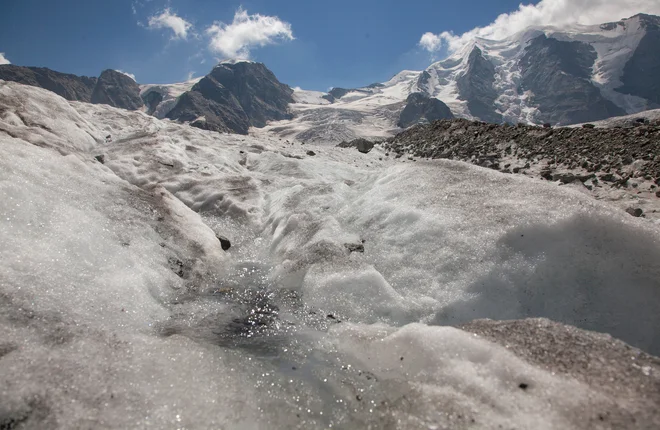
[1,81,659,428]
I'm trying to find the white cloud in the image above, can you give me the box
[148,8,193,40]
[421,0,660,54]
[116,70,136,81]
[206,7,294,59]
[186,71,196,81]
[418,32,443,53]
[0,52,10,65]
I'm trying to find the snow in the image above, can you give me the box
[292,87,331,105]
[1,81,660,428]
[263,71,421,144]
[139,77,202,119]
[218,59,256,65]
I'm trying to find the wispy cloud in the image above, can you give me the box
[0,52,10,65]
[206,7,294,59]
[147,8,193,40]
[419,0,660,55]
[116,70,137,81]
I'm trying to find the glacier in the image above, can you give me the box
[1,81,659,428]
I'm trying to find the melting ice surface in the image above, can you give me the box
[1,81,660,428]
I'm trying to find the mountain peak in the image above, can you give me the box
[217,59,256,66]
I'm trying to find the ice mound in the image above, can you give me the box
[1,81,659,428]
[330,322,603,429]
[0,81,101,152]
[435,213,660,353]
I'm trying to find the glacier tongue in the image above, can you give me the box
[1,81,659,428]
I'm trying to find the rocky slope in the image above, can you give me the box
[90,69,144,111]
[376,118,660,221]
[616,14,660,104]
[0,65,143,111]
[518,35,625,124]
[0,65,97,102]
[455,47,501,123]
[166,76,250,134]
[165,60,293,134]
[383,118,660,179]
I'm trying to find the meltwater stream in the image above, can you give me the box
[157,257,398,428]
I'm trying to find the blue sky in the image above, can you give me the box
[1,0,657,90]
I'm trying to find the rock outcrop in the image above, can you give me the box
[166,61,294,134]
[166,77,249,134]
[616,14,660,105]
[398,92,454,128]
[520,35,625,125]
[456,47,502,123]
[90,69,144,110]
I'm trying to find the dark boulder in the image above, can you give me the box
[216,235,231,251]
[356,139,375,153]
[344,243,365,253]
[337,138,376,154]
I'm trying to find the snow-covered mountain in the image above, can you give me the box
[1,13,658,143]
[419,13,659,125]
[263,13,660,143]
[2,79,660,429]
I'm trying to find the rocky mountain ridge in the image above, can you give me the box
[0,65,142,110]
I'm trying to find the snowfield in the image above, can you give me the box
[1,81,659,429]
